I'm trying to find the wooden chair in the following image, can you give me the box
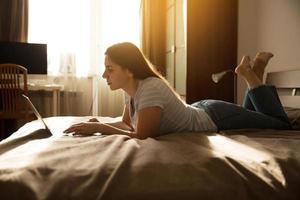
[0,63,36,139]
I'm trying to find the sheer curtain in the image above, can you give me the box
[28,0,93,117]
[96,0,141,116]
[28,0,91,77]
[28,0,141,117]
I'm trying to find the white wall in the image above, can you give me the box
[237,0,300,104]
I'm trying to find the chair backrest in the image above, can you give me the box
[0,63,28,119]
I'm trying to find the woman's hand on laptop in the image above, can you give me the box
[63,122,101,135]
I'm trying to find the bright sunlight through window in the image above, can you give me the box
[29,0,140,77]
[100,0,140,48]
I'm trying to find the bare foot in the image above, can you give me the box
[235,56,263,89]
[253,52,274,81]
[235,56,252,77]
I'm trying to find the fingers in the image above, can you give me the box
[63,122,100,136]
[63,123,84,134]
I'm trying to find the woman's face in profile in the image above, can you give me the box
[102,55,133,90]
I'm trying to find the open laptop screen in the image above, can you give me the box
[22,94,52,135]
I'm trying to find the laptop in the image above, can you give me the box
[22,94,104,137]
[22,94,52,135]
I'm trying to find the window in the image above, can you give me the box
[28,0,140,77]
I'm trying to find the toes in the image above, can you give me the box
[255,52,274,61]
[241,56,251,65]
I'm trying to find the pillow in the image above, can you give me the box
[284,107,300,130]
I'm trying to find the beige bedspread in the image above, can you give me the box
[0,117,300,200]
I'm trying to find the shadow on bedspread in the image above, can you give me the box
[0,129,51,155]
[0,128,300,199]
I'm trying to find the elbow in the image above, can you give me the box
[134,129,160,140]
[134,132,150,140]
[135,132,159,140]
[135,134,148,140]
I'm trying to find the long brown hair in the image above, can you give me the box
[105,42,183,101]
[105,42,161,80]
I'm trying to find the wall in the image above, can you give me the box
[237,0,300,104]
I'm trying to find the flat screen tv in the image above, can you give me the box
[0,42,47,74]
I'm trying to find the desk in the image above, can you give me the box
[28,83,64,116]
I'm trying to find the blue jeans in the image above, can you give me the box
[191,85,292,131]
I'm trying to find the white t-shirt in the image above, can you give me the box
[125,77,217,135]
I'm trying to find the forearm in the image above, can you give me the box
[98,123,138,138]
[106,121,133,131]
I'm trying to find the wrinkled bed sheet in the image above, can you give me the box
[0,117,300,200]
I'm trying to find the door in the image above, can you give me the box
[186,0,237,104]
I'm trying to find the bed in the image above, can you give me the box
[0,70,300,200]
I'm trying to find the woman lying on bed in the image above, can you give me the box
[63,42,292,139]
